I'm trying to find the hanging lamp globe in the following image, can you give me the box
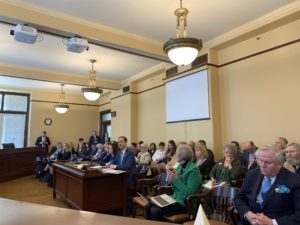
[54,104,69,114]
[54,84,70,114]
[82,87,102,101]
[163,0,202,66]
[81,59,103,101]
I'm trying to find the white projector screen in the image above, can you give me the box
[166,69,209,123]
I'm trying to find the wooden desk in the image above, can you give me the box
[0,198,178,225]
[53,162,127,215]
[0,147,46,183]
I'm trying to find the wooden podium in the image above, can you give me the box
[52,162,128,215]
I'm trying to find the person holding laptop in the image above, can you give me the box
[146,144,202,221]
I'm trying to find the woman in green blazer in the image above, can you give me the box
[146,144,202,221]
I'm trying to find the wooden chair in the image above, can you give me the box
[161,187,214,224]
[132,172,171,218]
[182,185,240,225]
[209,185,239,224]
[136,164,150,179]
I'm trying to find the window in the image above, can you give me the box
[0,92,30,149]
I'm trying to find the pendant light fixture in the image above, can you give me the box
[163,0,202,66]
[54,84,69,114]
[81,59,103,101]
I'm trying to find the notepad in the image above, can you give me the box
[101,168,126,174]
[202,180,226,189]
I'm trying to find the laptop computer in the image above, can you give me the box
[150,194,176,207]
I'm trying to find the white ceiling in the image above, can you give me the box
[21,0,296,42]
[0,0,296,93]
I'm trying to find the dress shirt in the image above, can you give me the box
[152,149,165,161]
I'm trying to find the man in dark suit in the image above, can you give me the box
[235,144,300,225]
[242,140,258,171]
[35,131,51,152]
[88,130,102,147]
[109,136,136,187]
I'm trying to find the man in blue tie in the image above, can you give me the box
[235,144,300,225]
[109,136,136,187]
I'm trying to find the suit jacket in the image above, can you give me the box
[111,147,136,187]
[35,136,51,151]
[241,149,257,168]
[88,135,103,146]
[235,167,300,225]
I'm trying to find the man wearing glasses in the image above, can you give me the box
[235,144,300,225]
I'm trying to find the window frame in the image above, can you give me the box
[0,91,30,147]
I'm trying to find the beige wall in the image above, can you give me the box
[98,19,300,160]
[0,86,99,149]
[218,19,300,148]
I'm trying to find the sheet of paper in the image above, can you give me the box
[101,168,126,174]
[89,165,101,169]
[202,180,226,189]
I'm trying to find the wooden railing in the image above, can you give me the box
[0,147,46,183]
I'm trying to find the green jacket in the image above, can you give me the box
[171,160,202,207]
[209,158,242,184]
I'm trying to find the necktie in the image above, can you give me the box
[120,151,125,165]
[260,178,272,200]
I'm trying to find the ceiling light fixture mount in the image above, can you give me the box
[54,84,70,114]
[81,59,103,101]
[163,0,202,66]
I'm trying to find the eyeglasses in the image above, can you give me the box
[256,158,274,165]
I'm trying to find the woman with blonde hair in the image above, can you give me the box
[137,143,151,165]
[195,143,213,181]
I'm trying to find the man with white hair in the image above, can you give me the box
[284,143,300,175]
[235,144,300,225]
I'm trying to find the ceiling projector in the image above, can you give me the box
[67,37,89,53]
[10,24,37,44]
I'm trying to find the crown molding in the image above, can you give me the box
[0,63,122,90]
[204,1,300,50]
